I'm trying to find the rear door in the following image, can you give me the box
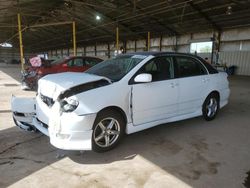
[174,55,210,115]
[131,56,179,125]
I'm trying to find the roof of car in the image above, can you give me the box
[68,56,103,60]
[121,51,199,58]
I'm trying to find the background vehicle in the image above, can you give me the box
[12,52,230,152]
[21,56,103,90]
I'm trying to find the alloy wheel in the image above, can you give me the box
[93,117,120,148]
[206,98,218,118]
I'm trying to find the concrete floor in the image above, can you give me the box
[0,64,250,188]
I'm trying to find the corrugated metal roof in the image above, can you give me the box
[1,0,250,52]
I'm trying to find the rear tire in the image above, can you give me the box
[92,109,125,152]
[202,93,219,121]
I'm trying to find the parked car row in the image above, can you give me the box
[12,52,230,152]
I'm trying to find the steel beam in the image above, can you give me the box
[17,13,24,70]
[188,2,221,31]
[73,21,76,56]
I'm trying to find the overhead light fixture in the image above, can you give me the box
[96,15,101,20]
[64,0,72,8]
[226,6,232,15]
[0,42,12,48]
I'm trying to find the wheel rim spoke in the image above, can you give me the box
[209,99,214,107]
[206,98,217,117]
[98,122,106,131]
[105,135,110,146]
[109,130,120,135]
[95,133,104,142]
[207,108,212,117]
[107,119,115,129]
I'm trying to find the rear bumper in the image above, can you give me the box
[220,88,230,108]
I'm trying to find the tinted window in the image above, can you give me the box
[67,59,74,67]
[73,58,85,66]
[197,57,218,74]
[175,56,207,78]
[137,56,174,82]
[85,58,101,66]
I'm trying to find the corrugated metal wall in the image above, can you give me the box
[220,51,250,76]
[45,27,250,76]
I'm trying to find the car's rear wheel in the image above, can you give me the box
[92,110,125,152]
[202,93,220,121]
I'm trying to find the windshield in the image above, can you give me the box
[86,55,147,81]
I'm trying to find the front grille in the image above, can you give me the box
[40,93,54,107]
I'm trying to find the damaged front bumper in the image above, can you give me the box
[11,95,97,150]
[11,96,37,132]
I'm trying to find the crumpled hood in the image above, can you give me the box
[38,72,110,99]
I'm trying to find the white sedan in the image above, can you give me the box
[11,52,230,152]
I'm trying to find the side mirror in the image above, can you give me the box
[62,63,68,68]
[134,73,152,83]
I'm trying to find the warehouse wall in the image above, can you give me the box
[0,47,42,64]
[219,28,250,75]
[46,27,250,76]
[0,48,20,64]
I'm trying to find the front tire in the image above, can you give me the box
[202,93,220,121]
[92,110,125,152]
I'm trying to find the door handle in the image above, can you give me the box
[170,83,178,88]
[202,78,210,83]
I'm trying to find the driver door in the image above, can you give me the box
[131,56,179,125]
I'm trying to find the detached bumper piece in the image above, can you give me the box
[13,115,37,132]
[13,113,49,136]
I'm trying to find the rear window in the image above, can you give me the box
[197,57,218,74]
[175,56,207,78]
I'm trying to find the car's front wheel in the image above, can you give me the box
[202,93,220,121]
[92,110,125,152]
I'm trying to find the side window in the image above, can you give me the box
[74,58,85,66]
[175,56,207,78]
[137,56,174,82]
[67,59,74,67]
[85,59,100,66]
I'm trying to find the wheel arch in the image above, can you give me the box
[97,106,128,125]
[208,90,220,101]
[204,90,221,109]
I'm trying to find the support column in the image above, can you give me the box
[135,40,137,52]
[116,27,119,52]
[72,21,76,56]
[17,13,24,70]
[147,32,150,51]
[84,46,86,56]
[160,35,163,51]
[107,43,110,58]
[94,42,97,56]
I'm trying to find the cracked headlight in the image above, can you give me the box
[60,98,79,112]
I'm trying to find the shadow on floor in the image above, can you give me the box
[1,72,250,187]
